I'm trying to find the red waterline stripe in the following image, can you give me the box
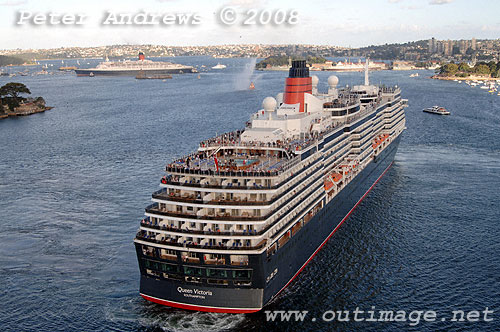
[140,294,260,314]
[269,161,394,303]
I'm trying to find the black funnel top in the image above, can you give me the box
[289,60,309,78]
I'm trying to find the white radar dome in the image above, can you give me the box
[311,75,319,87]
[276,93,284,104]
[328,75,339,87]
[262,97,277,111]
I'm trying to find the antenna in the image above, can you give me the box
[364,58,369,86]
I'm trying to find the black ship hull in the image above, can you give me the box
[136,135,401,313]
[75,68,195,77]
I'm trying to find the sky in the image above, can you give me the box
[0,0,499,50]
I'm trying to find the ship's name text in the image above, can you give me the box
[177,287,213,298]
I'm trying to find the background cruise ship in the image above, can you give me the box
[323,59,387,71]
[134,60,407,313]
[74,52,197,76]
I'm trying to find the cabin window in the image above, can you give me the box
[183,266,203,276]
[161,263,179,273]
[207,268,228,278]
[232,269,252,279]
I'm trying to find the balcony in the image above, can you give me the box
[204,258,226,265]
[141,218,261,236]
[145,202,265,221]
[135,231,267,251]
[152,188,271,206]
[160,254,177,261]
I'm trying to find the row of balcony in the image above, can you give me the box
[140,218,260,236]
[162,153,322,192]
[135,231,267,251]
[141,246,248,266]
[165,155,300,178]
[139,178,324,249]
[147,172,324,223]
[154,162,322,209]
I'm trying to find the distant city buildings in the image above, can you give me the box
[426,37,499,61]
[0,38,498,64]
[0,44,346,60]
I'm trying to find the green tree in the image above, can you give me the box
[0,82,31,111]
[488,61,497,77]
[439,63,458,76]
[474,64,491,76]
[0,55,25,66]
[458,62,471,73]
[495,61,500,78]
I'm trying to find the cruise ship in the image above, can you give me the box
[324,59,387,72]
[74,52,197,77]
[134,60,407,313]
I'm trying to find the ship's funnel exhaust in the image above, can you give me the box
[283,60,312,113]
[139,52,145,61]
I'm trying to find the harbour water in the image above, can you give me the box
[0,57,499,331]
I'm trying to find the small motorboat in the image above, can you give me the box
[212,63,226,69]
[423,106,450,115]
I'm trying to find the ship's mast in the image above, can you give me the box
[364,58,369,86]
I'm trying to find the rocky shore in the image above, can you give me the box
[0,98,53,119]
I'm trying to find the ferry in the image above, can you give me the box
[134,60,407,313]
[75,52,197,77]
[423,106,450,115]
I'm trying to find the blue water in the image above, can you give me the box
[0,57,499,331]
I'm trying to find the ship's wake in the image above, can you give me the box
[143,310,245,332]
[104,296,246,332]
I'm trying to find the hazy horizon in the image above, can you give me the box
[1,0,500,50]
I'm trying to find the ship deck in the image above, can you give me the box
[169,155,287,174]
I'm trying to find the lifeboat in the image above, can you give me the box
[331,173,342,182]
[324,172,344,191]
[324,179,334,191]
[372,133,390,149]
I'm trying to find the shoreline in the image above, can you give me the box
[431,75,499,82]
[0,106,53,120]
